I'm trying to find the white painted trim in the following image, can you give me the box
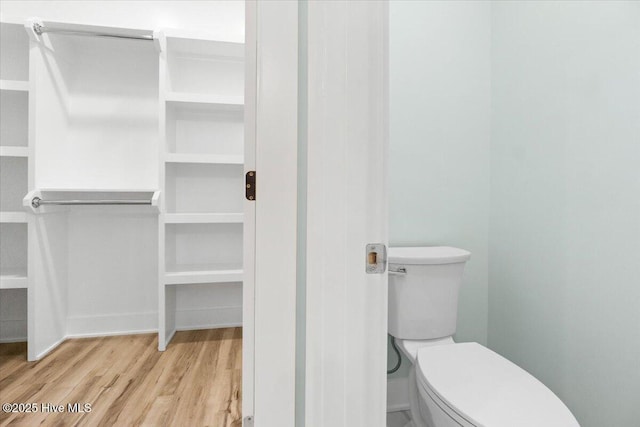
[66,312,157,336]
[387,377,411,413]
[157,23,169,352]
[65,329,157,339]
[34,336,66,361]
[175,305,242,330]
[0,337,28,344]
[243,2,257,424]
[249,2,299,426]
[304,1,389,426]
[175,323,241,332]
[64,308,241,338]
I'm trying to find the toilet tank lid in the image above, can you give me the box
[416,343,580,427]
[388,246,471,265]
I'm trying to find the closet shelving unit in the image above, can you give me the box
[157,30,245,350]
[0,18,30,343]
[22,19,163,361]
[0,18,245,358]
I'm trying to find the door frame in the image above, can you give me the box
[245,1,389,425]
[244,1,299,426]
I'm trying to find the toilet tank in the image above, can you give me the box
[388,247,471,340]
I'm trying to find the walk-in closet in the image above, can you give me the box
[0,16,244,360]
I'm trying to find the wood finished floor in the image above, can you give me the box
[0,328,242,427]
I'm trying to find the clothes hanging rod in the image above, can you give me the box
[31,197,152,208]
[32,23,154,41]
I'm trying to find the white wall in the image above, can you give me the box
[391,2,640,424]
[389,0,491,378]
[66,212,159,336]
[489,2,640,426]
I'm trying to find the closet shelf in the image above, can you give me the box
[0,147,29,157]
[165,153,243,165]
[165,264,243,285]
[0,270,28,290]
[165,92,243,107]
[164,213,243,224]
[0,80,29,92]
[0,211,27,223]
[161,29,244,58]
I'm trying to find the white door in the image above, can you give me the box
[304,2,389,427]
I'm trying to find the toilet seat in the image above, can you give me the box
[415,343,580,427]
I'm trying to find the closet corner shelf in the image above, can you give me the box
[164,153,243,165]
[164,267,243,286]
[0,271,28,290]
[164,213,243,224]
[0,80,29,92]
[165,92,244,107]
[0,146,29,158]
[0,211,28,223]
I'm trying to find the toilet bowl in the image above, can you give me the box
[388,247,579,427]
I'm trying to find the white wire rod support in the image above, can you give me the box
[31,197,152,208]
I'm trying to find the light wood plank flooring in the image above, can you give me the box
[0,328,242,427]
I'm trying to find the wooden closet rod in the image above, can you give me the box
[31,197,152,208]
[32,23,154,41]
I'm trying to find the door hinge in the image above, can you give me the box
[243,415,254,427]
[246,171,256,201]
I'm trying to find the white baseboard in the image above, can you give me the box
[66,328,158,339]
[0,337,27,344]
[175,305,242,330]
[387,376,410,413]
[35,336,66,361]
[65,307,242,338]
[175,323,242,331]
[13,308,242,359]
[66,311,157,337]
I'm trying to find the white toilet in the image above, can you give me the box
[388,246,580,427]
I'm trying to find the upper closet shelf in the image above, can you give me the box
[165,92,243,107]
[0,269,27,290]
[164,153,243,165]
[0,80,29,92]
[0,211,27,223]
[157,29,244,57]
[0,147,28,158]
[164,213,243,224]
